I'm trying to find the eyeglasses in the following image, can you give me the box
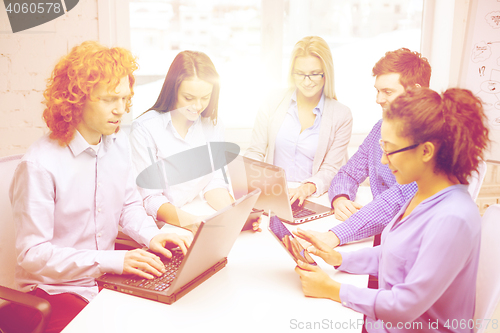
[292,73,324,82]
[379,139,420,158]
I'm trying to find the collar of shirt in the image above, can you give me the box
[68,130,116,158]
[289,90,325,117]
[162,111,203,141]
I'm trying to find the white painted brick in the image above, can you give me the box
[0,56,10,74]
[10,56,27,74]
[44,37,68,62]
[0,147,27,157]
[3,127,45,148]
[81,19,99,40]
[0,92,26,113]
[81,0,98,19]
[0,37,20,55]
[0,109,33,127]
[32,73,48,92]
[25,92,45,127]
[0,73,9,91]
[66,0,86,17]
[18,37,46,73]
[0,2,11,33]
[10,73,34,91]
[68,36,90,50]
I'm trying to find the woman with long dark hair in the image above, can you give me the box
[129,51,254,230]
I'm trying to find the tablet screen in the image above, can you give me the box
[268,214,317,265]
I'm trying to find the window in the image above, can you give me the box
[129,0,423,134]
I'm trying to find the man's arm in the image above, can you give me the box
[330,182,417,245]
[328,121,382,206]
[10,161,126,281]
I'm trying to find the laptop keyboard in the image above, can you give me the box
[122,250,185,292]
[291,202,316,218]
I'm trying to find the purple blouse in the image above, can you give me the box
[338,184,480,332]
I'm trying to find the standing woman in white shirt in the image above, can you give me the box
[245,36,353,206]
[130,51,237,229]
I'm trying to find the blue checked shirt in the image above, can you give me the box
[328,120,418,245]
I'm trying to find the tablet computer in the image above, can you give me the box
[267,212,317,265]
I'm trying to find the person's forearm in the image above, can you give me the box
[327,280,341,303]
[204,188,234,211]
[156,202,198,227]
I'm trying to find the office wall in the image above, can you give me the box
[0,1,100,157]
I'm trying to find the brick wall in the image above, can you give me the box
[0,1,99,157]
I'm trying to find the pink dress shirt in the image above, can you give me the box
[9,130,162,302]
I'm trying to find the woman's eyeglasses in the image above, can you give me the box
[292,73,324,83]
[379,139,420,159]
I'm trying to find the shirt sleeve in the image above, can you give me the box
[340,214,477,324]
[129,120,169,219]
[244,96,272,161]
[119,154,163,248]
[337,245,381,277]
[10,161,126,281]
[331,182,417,244]
[201,120,230,195]
[327,123,376,204]
[304,104,353,196]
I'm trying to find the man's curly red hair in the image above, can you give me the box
[42,41,138,146]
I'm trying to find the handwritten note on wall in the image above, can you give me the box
[461,0,500,162]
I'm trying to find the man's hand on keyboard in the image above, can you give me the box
[123,249,166,280]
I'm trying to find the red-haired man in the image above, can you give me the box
[306,48,432,248]
[8,41,191,332]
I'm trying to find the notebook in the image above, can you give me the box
[96,188,261,304]
[226,154,333,224]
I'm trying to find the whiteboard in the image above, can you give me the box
[459,0,500,163]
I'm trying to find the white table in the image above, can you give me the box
[62,187,374,333]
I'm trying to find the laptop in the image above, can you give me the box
[97,188,261,304]
[226,154,333,224]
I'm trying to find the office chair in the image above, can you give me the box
[0,154,51,333]
[474,204,500,333]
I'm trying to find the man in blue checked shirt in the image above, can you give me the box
[307,48,432,248]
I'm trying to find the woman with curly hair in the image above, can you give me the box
[293,87,489,332]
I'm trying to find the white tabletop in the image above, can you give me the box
[62,187,374,333]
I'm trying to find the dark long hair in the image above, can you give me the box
[146,50,220,124]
